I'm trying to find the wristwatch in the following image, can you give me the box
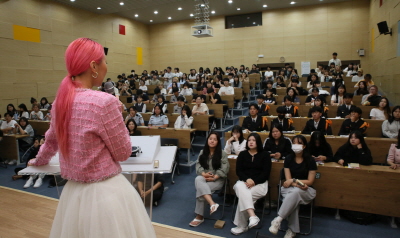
[293,178,296,183]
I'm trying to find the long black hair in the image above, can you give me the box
[377,97,391,119]
[231,125,244,145]
[308,131,331,156]
[152,104,164,116]
[18,117,29,130]
[126,119,137,134]
[40,97,49,107]
[6,104,16,115]
[245,133,264,153]
[199,132,222,170]
[181,105,192,117]
[18,103,28,117]
[345,130,370,153]
[388,106,400,124]
[355,81,369,95]
[267,124,286,150]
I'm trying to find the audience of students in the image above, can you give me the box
[307,96,328,118]
[271,106,295,131]
[338,107,369,135]
[336,93,356,118]
[242,104,269,132]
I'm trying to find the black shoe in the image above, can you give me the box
[153,201,158,207]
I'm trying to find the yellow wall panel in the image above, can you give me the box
[137,47,143,65]
[13,25,40,43]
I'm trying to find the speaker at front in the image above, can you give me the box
[104,47,109,55]
[377,21,392,35]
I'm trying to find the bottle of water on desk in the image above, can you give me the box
[13,112,18,121]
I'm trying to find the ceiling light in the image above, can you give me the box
[97,7,101,10]
[253,22,256,24]
[150,20,153,22]
[211,10,215,14]
[178,7,182,10]
[237,8,240,10]
[134,14,138,17]
[154,11,158,14]
[168,17,171,20]
[119,2,124,5]
[200,4,205,7]
[228,0,233,3]
[290,1,296,4]
[190,13,194,17]
[263,4,267,8]
[70,0,75,2]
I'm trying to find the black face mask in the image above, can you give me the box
[278,114,285,120]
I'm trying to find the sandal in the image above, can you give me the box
[189,218,204,227]
[210,203,219,215]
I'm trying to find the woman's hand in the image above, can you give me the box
[245,179,255,188]
[315,155,326,161]
[390,164,398,170]
[338,159,344,165]
[357,143,362,149]
[274,152,281,160]
[27,159,35,166]
[283,179,292,188]
[299,184,309,190]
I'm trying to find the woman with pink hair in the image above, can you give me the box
[28,38,156,238]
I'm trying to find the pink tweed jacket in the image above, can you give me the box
[29,89,132,183]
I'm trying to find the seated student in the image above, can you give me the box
[273,76,286,89]
[224,125,247,155]
[338,107,369,136]
[284,88,300,105]
[307,80,330,96]
[189,132,229,227]
[306,74,319,89]
[148,105,168,127]
[30,104,43,120]
[174,105,193,129]
[283,96,299,118]
[153,95,167,114]
[125,106,145,126]
[269,135,317,238]
[308,131,333,162]
[231,133,271,235]
[126,119,142,136]
[264,81,277,95]
[361,85,381,106]
[208,87,222,104]
[213,75,223,89]
[333,131,373,166]
[232,75,242,89]
[287,77,308,96]
[23,137,46,188]
[133,89,149,104]
[382,106,400,138]
[305,88,324,106]
[204,81,215,95]
[351,68,364,83]
[301,107,333,135]
[271,106,295,131]
[354,81,369,96]
[192,86,206,103]
[134,95,147,113]
[39,97,50,110]
[152,87,162,103]
[173,96,186,114]
[43,105,52,121]
[18,104,29,119]
[242,104,269,132]
[192,96,209,115]
[336,93,356,119]
[307,96,328,118]
[218,78,234,96]
[370,97,390,120]
[1,113,17,135]
[181,82,193,96]
[30,97,38,110]
[137,173,165,206]
[263,89,276,105]
[330,84,347,106]
[138,79,148,93]
[387,131,400,169]
[170,87,185,104]
[14,116,34,150]
[354,73,374,88]
[263,124,292,160]
[158,82,167,95]
[255,95,269,116]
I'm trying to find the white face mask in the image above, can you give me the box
[292,144,304,154]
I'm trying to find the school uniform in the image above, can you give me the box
[125,113,144,126]
[242,116,269,132]
[148,114,169,127]
[333,144,373,165]
[173,105,184,114]
[338,119,369,135]
[134,103,146,113]
[301,118,333,135]
[284,105,299,117]
[336,104,356,118]
[270,118,295,131]
[256,104,270,116]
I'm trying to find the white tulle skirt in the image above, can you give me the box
[49,174,157,238]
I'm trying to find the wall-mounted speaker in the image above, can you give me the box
[104,47,109,55]
[377,21,392,35]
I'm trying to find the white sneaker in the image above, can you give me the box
[8,160,16,165]
[230,226,248,235]
[248,216,260,228]
[284,228,296,238]
[269,217,282,235]
[33,178,43,188]
[237,103,241,109]
[23,177,34,188]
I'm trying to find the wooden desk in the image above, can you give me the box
[243,82,250,94]
[0,134,28,165]
[29,120,50,136]
[165,95,193,103]
[228,160,400,217]
[220,95,235,109]
[136,127,196,163]
[224,132,395,164]
[138,113,213,131]
[234,88,243,101]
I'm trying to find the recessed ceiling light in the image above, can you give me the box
[178,7,182,10]
[70,0,75,2]
[150,20,153,22]
[200,4,205,7]
[237,8,240,10]
[263,4,267,8]
[119,2,124,6]
[97,7,101,10]
[168,17,172,20]
[211,10,215,14]
[190,13,194,17]
[134,14,138,17]
[154,11,158,14]
[290,1,296,4]
[228,0,233,3]
[253,22,256,24]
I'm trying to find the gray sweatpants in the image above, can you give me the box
[194,175,224,216]
[233,180,268,228]
[278,186,316,233]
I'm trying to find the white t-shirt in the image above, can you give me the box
[328,58,342,66]
[0,119,17,130]
[139,85,148,91]
[218,86,234,95]
[370,108,386,120]
[351,75,364,82]
[264,71,274,79]
[30,111,43,120]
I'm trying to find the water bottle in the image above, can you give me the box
[13,112,18,120]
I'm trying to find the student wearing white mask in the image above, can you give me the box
[269,135,317,238]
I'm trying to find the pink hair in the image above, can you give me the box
[54,38,104,157]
